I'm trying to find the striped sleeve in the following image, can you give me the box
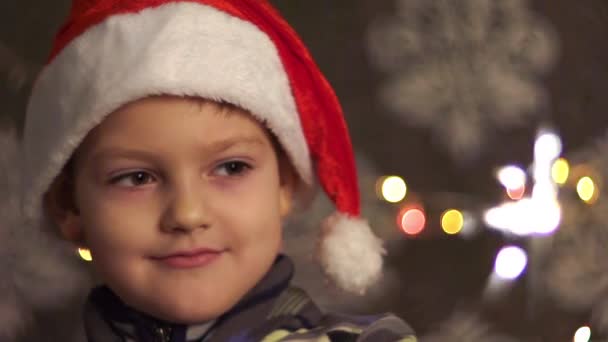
[260,313,416,342]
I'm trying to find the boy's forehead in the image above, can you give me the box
[89,135,268,161]
[83,96,260,140]
[73,98,273,164]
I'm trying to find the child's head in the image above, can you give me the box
[44,96,296,322]
[23,0,385,322]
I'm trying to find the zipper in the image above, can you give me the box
[154,325,172,342]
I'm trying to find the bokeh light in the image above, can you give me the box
[534,130,562,162]
[78,248,93,262]
[574,326,591,342]
[441,209,464,235]
[576,176,598,204]
[506,185,526,200]
[484,198,561,236]
[378,176,407,203]
[398,207,426,236]
[551,158,569,185]
[497,165,526,190]
[494,246,527,280]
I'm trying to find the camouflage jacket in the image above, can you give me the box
[83,255,416,342]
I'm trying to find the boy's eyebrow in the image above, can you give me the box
[205,135,267,153]
[90,135,267,162]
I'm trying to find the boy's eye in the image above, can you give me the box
[110,171,155,187]
[215,161,252,176]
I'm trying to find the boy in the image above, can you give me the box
[22,0,416,340]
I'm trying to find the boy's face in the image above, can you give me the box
[49,96,294,323]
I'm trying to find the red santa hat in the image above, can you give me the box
[23,0,385,294]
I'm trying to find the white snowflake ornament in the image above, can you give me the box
[367,0,558,160]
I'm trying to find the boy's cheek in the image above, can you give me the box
[81,206,159,247]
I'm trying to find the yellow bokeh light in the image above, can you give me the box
[577,176,598,204]
[441,209,464,235]
[551,158,570,185]
[380,176,407,203]
[78,248,93,262]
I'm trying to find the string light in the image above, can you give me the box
[576,176,598,204]
[484,129,562,236]
[534,130,562,162]
[574,326,591,342]
[497,165,527,201]
[497,165,526,190]
[441,209,464,235]
[494,246,527,280]
[378,176,407,203]
[551,158,569,185]
[78,248,93,262]
[506,185,526,200]
[398,207,426,236]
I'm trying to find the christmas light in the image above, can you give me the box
[494,246,527,280]
[574,326,591,342]
[576,176,598,204]
[78,248,93,262]
[378,176,407,203]
[551,158,569,185]
[441,209,464,235]
[506,185,526,200]
[497,165,526,190]
[485,129,562,236]
[398,207,425,236]
[497,165,527,200]
[534,130,562,163]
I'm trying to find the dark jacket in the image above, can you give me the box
[83,255,416,342]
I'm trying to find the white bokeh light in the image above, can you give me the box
[574,326,591,342]
[494,246,528,280]
[484,129,562,236]
[497,165,526,190]
[484,198,561,236]
[380,176,407,203]
[534,130,562,163]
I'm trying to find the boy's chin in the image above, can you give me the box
[152,306,224,325]
[148,294,239,324]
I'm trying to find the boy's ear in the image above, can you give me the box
[278,155,298,218]
[43,172,86,246]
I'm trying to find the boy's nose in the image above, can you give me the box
[160,184,210,233]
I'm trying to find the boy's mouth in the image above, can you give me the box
[151,247,225,269]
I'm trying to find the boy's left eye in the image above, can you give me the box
[214,160,252,176]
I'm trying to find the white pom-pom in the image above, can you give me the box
[317,212,386,294]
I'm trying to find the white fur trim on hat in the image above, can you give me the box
[317,212,386,294]
[23,2,312,222]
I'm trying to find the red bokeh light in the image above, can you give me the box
[506,184,526,200]
[398,207,426,236]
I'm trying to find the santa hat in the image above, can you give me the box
[23,0,385,294]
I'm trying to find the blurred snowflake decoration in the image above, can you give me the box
[531,132,608,334]
[0,42,38,92]
[367,0,558,160]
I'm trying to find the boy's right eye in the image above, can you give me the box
[109,171,156,187]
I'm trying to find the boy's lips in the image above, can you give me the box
[151,247,225,269]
